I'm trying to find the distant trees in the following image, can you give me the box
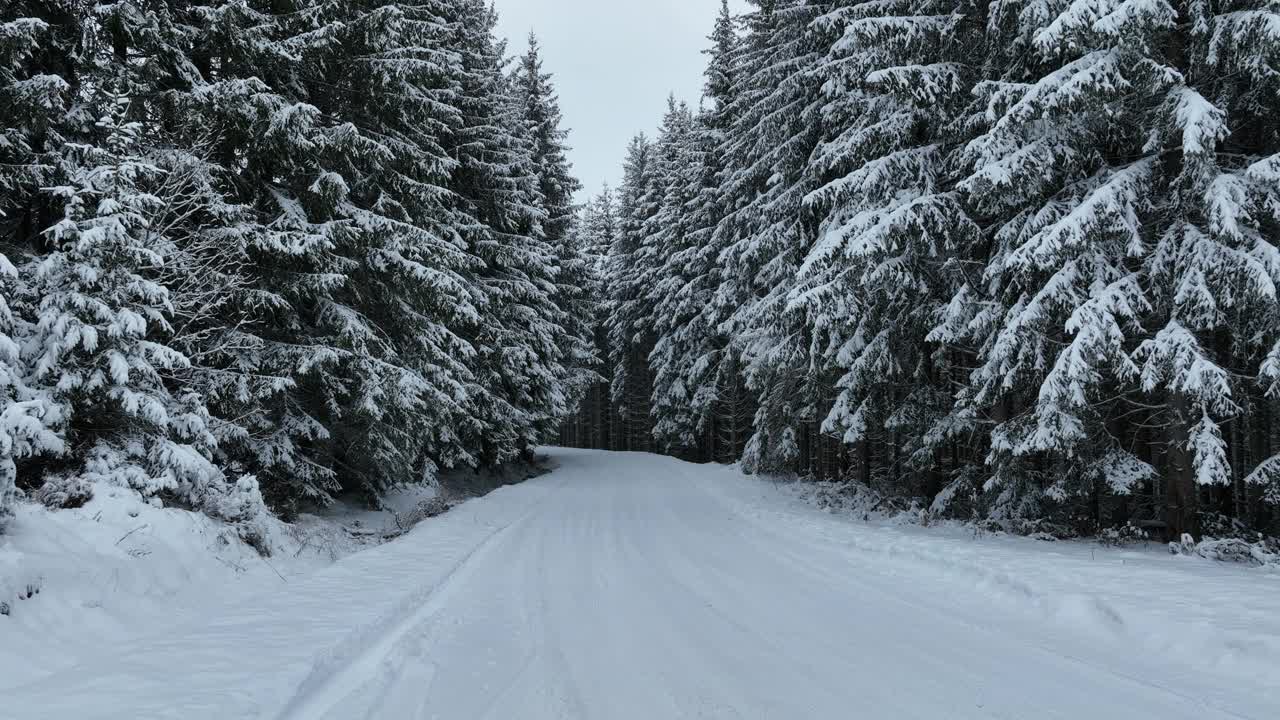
[0,1,590,525]
[567,0,1280,539]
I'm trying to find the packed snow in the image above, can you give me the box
[4,448,1276,719]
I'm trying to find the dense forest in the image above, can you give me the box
[563,0,1280,540]
[3,0,1279,544]
[0,0,591,535]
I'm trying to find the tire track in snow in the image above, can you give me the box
[274,484,559,720]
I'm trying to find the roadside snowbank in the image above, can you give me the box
[707,464,1280,698]
[0,478,445,689]
[4,472,561,719]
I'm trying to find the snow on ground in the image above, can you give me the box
[0,478,443,690]
[4,448,1278,719]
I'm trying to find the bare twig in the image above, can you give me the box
[115,524,149,546]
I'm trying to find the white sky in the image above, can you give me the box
[494,0,751,201]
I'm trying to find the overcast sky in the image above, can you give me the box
[494,0,750,201]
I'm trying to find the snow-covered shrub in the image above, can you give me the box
[974,519,1007,537]
[1198,512,1251,542]
[74,444,271,551]
[1192,538,1274,567]
[206,475,271,554]
[1016,519,1078,541]
[804,480,885,517]
[1169,534,1279,567]
[0,399,64,523]
[32,475,93,509]
[391,495,452,535]
[1098,523,1150,547]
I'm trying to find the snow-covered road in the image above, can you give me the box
[9,449,1278,719]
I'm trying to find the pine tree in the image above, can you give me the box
[22,90,264,525]
[511,33,591,444]
[796,0,981,500]
[714,0,830,474]
[648,0,746,459]
[445,7,575,466]
[608,133,656,450]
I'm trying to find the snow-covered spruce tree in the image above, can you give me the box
[21,89,265,526]
[1247,28,1280,525]
[445,6,569,467]
[795,0,981,501]
[551,219,598,443]
[511,33,592,445]
[172,0,423,512]
[0,1,272,529]
[933,0,1278,533]
[940,0,1177,527]
[565,185,618,450]
[607,133,657,451]
[713,0,831,475]
[615,97,696,455]
[648,0,748,460]
[137,142,292,503]
[1,238,63,522]
[1,3,72,239]
[0,4,74,521]
[1136,0,1280,534]
[644,98,704,455]
[278,0,488,496]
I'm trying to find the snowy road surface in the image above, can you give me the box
[8,448,1278,719]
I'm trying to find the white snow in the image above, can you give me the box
[0,478,442,690]
[4,448,1278,719]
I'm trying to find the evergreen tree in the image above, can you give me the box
[446,7,574,466]
[0,5,75,519]
[577,186,618,449]
[176,0,358,510]
[796,0,980,501]
[511,32,592,443]
[269,0,489,497]
[648,0,746,459]
[23,91,264,525]
[715,0,830,474]
[607,134,656,450]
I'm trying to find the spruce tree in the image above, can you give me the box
[797,0,980,500]
[648,0,745,459]
[23,90,264,524]
[512,33,591,443]
[714,0,830,474]
[607,134,657,450]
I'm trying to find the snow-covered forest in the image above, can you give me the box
[3,0,1280,546]
[1,0,592,536]
[563,0,1280,541]
[3,2,1280,716]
